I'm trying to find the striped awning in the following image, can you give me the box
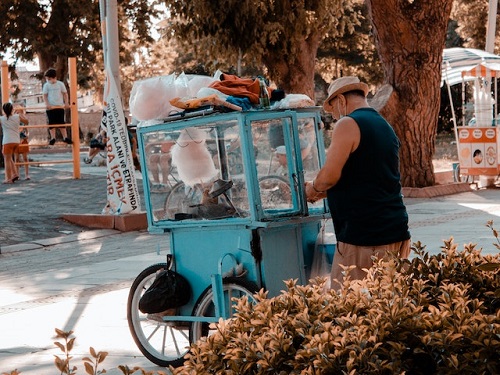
[461,62,500,78]
[441,47,500,86]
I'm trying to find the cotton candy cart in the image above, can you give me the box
[127,108,329,367]
[442,48,500,183]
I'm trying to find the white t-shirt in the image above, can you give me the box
[1,115,21,144]
[42,80,67,106]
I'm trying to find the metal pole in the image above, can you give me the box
[99,0,108,67]
[106,0,122,99]
[1,60,9,104]
[69,57,81,179]
[486,0,497,53]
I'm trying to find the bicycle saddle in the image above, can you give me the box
[209,179,233,198]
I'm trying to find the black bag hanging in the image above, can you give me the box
[139,255,192,314]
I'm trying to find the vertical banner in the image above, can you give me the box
[102,67,141,214]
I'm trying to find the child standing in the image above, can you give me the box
[1,103,29,183]
[42,68,72,145]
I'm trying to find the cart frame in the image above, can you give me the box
[127,108,330,367]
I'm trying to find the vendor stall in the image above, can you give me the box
[442,48,500,182]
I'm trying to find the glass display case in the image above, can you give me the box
[137,108,328,230]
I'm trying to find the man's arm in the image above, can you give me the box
[305,117,360,201]
[43,93,52,110]
[63,91,69,108]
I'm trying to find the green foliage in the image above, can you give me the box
[6,328,168,375]
[54,328,78,375]
[317,0,382,85]
[175,237,500,374]
[0,0,159,86]
[451,0,489,50]
[53,328,110,375]
[160,0,358,95]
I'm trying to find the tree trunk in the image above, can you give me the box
[366,0,454,187]
[263,36,321,101]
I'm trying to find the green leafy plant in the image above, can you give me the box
[6,329,168,375]
[54,328,78,375]
[53,328,109,375]
[6,223,500,374]
[174,226,500,374]
[82,347,108,375]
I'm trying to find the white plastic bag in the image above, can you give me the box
[272,93,315,109]
[129,74,184,120]
[310,220,335,289]
[129,71,223,121]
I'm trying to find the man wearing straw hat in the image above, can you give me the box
[305,76,411,290]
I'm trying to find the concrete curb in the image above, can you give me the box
[62,212,148,232]
[402,182,472,198]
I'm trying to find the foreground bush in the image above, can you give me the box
[175,237,500,374]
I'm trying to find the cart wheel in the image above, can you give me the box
[258,175,292,209]
[163,182,203,219]
[127,263,191,368]
[190,278,259,343]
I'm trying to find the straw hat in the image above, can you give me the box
[323,76,369,113]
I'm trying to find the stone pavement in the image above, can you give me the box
[1,153,500,374]
[0,152,143,247]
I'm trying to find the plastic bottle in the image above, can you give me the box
[259,78,270,109]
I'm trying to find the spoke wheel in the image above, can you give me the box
[127,263,191,368]
[258,175,292,209]
[163,182,203,219]
[189,278,258,343]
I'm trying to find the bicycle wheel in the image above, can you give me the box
[163,182,203,219]
[190,278,259,343]
[258,175,292,209]
[127,263,191,368]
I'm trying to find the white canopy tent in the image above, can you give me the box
[442,47,500,86]
[441,48,500,139]
[460,62,500,127]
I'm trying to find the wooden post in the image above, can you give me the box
[68,57,81,179]
[1,60,9,104]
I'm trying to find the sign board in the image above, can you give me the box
[457,126,499,176]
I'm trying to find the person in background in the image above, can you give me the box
[146,141,172,191]
[128,126,141,172]
[305,76,411,290]
[84,129,108,164]
[1,103,29,183]
[43,68,72,145]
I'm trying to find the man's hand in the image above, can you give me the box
[305,181,326,203]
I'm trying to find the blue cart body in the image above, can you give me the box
[136,108,330,301]
[130,107,331,367]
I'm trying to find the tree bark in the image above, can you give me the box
[366,0,454,187]
[264,35,321,101]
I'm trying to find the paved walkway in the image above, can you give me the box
[1,152,500,374]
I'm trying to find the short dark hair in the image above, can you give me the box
[44,68,57,78]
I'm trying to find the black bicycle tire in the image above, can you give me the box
[163,181,185,218]
[127,263,190,368]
